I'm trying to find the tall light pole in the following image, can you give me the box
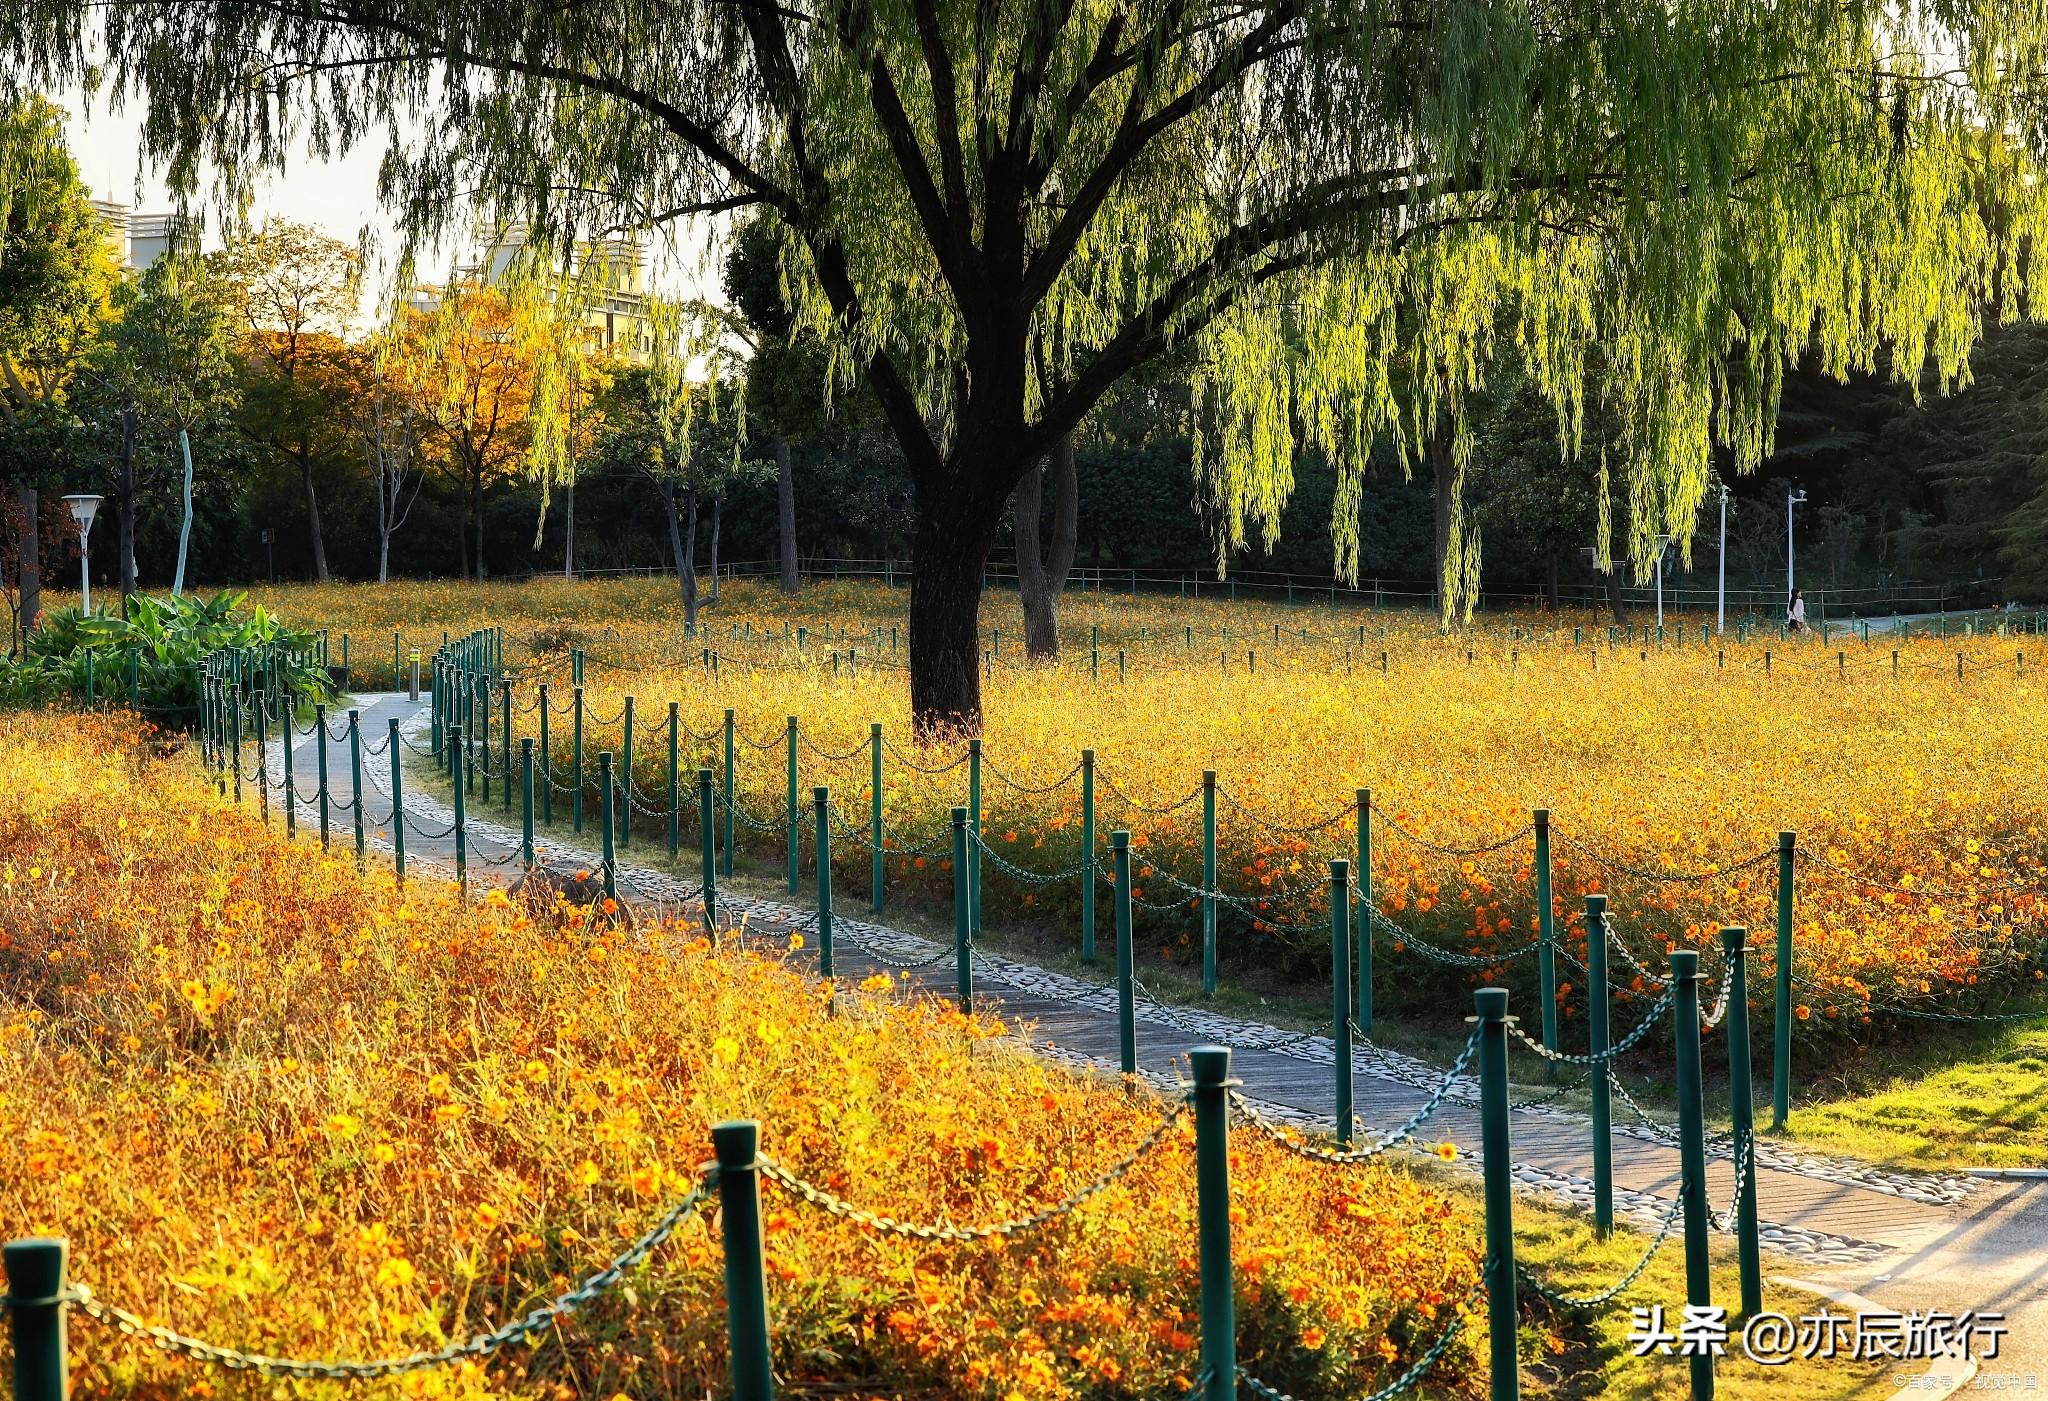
[1786,488,1807,604]
[62,494,101,613]
[1716,485,1730,634]
[1652,533,1672,632]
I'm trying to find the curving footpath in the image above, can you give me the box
[271,691,2048,1384]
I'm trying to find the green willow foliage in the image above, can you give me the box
[5,0,2046,681]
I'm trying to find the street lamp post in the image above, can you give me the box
[1786,489,1807,606]
[1716,486,1730,635]
[61,494,101,613]
[1652,534,1672,632]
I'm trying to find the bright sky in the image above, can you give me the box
[52,82,720,310]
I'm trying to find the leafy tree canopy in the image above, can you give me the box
[11,0,2048,719]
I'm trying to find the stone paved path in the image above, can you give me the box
[266,694,2044,1324]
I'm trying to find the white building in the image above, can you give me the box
[89,199,198,273]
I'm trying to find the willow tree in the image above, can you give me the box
[14,1,2045,726]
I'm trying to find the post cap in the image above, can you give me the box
[1111,829,1131,848]
[1189,1045,1234,1086]
[1721,926,1747,953]
[1204,769,1216,784]
[1669,949,1699,980]
[2,1237,67,1298]
[951,805,968,824]
[813,786,829,803]
[1329,858,1350,883]
[1533,807,1549,825]
[521,737,533,751]
[1473,987,1510,1020]
[1584,893,1607,911]
[1779,831,1796,847]
[709,1120,760,1169]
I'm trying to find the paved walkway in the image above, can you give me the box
[268,693,2048,1370]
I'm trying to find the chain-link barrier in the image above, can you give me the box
[61,1172,716,1379]
[756,1099,1186,1242]
[1514,1191,1682,1310]
[1226,1026,1480,1164]
[1237,1273,1485,1401]
[1373,814,1533,858]
[1508,986,1676,1067]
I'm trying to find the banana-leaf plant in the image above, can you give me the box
[2,592,333,722]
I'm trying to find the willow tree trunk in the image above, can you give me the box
[300,433,330,583]
[706,497,721,604]
[906,451,1015,735]
[661,478,699,630]
[1607,568,1629,626]
[1013,431,1078,659]
[563,478,576,579]
[1429,430,1456,623]
[774,438,797,594]
[16,486,39,638]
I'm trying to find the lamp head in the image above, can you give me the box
[1790,489,1808,506]
[61,493,101,534]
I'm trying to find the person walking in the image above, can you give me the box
[1787,588,1807,633]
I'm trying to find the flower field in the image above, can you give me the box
[0,710,1507,1401]
[258,578,2048,1040]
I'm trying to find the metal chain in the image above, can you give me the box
[1094,769,1205,816]
[980,757,1084,795]
[1515,1192,1682,1310]
[1373,814,1534,858]
[879,738,970,773]
[1212,787,1354,837]
[1714,1132,1754,1232]
[1372,909,1543,970]
[1236,1274,1485,1401]
[1550,832,1778,885]
[64,1173,716,1379]
[1508,987,1676,1066]
[1227,1026,1480,1163]
[1700,955,1738,1031]
[756,1099,1186,1241]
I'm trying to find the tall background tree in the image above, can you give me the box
[216,219,363,583]
[0,92,116,634]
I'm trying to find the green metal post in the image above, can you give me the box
[450,725,467,897]
[501,680,513,811]
[1535,809,1558,1058]
[1114,829,1136,1075]
[1081,749,1098,962]
[281,697,296,836]
[1331,860,1353,1144]
[1201,770,1218,997]
[1356,789,1373,1034]
[314,703,331,848]
[1191,1046,1237,1401]
[599,752,617,901]
[479,670,491,804]
[538,684,553,825]
[786,717,800,893]
[572,687,586,833]
[1475,987,1520,1401]
[387,720,405,880]
[4,1237,70,1401]
[1723,928,1763,1318]
[1773,830,1795,1129]
[699,768,719,930]
[348,709,365,861]
[723,709,736,878]
[253,695,272,825]
[520,739,535,869]
[621,697,635,848]
[968,738,983,935]
[814,786,834,978]
[711,1122,776,1401]
[870,723,885,911]
[1586,894,1614,1236]
[668,703,681,859]
[952,807,973,1012]
[1671,949,1716,1401]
